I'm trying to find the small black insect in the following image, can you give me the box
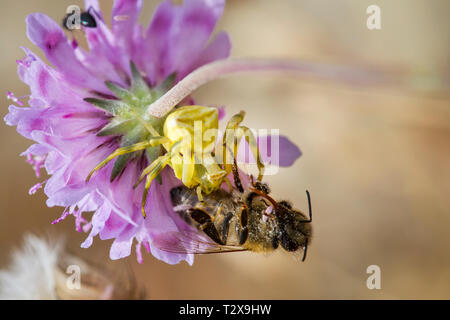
[62,7,97,30]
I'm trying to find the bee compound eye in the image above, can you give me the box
[278,200,292,209]
[255,181,271,194]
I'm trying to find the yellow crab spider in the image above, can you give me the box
[87,105,264,218]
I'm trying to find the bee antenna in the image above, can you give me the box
[305,190,312,223]
[302,238,309,262]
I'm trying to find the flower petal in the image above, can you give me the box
[80,2,130,85]
[26,13,106,92]
[238,134,302,167]
[111,0,142,52]
[192,31,231,69]
[141,0,227,83]
[172,0,226,79]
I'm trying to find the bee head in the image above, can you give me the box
[274,192,313,260]
[276,206,311,250]
[246,187,313,260]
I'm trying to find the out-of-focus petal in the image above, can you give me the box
[192,31,231,69]
[81,2,130,85]
[141,0,227,83]
[238,134,302,167]
[139,0,179,83]
[26,13,106,92]
[111,0,142,53]
[172,0,226,79]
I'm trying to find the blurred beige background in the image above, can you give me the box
[0,0,449,299]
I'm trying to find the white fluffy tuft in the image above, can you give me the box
[0,234,63,300]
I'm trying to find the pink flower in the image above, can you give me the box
[5,0,301,265]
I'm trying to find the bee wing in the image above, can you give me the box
[152,230,247,255]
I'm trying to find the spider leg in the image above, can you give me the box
[236,125,265,181]
[222,111,265,181]
[222,112,245,173]
[196,186,204,202]
[87,140,154,182]
[140,154,171,218]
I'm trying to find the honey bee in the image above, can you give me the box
[156,170,313,261]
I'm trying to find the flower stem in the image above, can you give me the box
[145,58,398,118]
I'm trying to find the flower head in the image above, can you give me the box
[5,0,301,265]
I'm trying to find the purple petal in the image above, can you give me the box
[26,13,106,92]
[238,134,302,167]
[111,0,142,49]
[192,31,231,69]
[81,204,111,248]
[79,4,130,85]
[172,0,226,79]
[145,169,194,264]
[140,0,179,83]
[141,0,226,83]
[84,0,102,15]
[110,237,134,260]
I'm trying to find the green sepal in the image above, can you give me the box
[97,119,136,137]
[110,153,133,182]
[84,98,129,116]
[110,133,147,181]
[130,61,150,98]
[105,81,135,102]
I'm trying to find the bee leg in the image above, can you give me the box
[220,212,234,244]
[235,207,248,245]
[231,155,244,193]
[139,154,171,218]
[188,209,224,245]
[222,140,244,193]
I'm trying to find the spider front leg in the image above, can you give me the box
[86,136,168,182]
[138,154,171,218]
[223,111,265,181]
[138,141,188,218]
